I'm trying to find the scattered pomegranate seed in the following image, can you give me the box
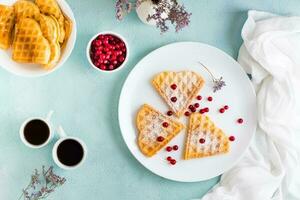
[207,96,213,101]
[196,95,202,100]
[173,145,178,151]
[184,111,190,116]
[199,138,205,143]
[199,109,205,114]
[170,84,177,90]
[157,136,164,142]
[229,136,235,141]
[204,107,209,112]
[194,103,199,108]
[219,108,225,113]
[224,105,229,110]
[162,122,169,128]
[191,107,196,112]
[171,97,177,102]
[167,111,173,116]
[237,118,244,124]
[166,146,172,152]
[188,105,194,110]
[167,156,172,161]
[170,159,177,165]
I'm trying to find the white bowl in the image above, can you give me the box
[0,0,77,77]
[86,31,129,74]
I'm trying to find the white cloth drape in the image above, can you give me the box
[201,10,300,200]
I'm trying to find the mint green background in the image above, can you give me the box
[0,0,300,199]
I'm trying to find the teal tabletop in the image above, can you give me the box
[1,0,300,199]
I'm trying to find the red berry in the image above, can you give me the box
[162,122,169,128]
[172,145,178,151]
[219,108,225,113]
[191,107,196,112]
[157,136,164,142]
[188,105,194,110]
[224,105,229,110]
[199,109,205,114]
[167,156,172,161]
[196,95,202,100]
[184,111,190,116]
[166,146,172,152]
[170,84,177,90]
[167,111,173,116]
[229,136,235,141]
[199,138,205,143]
[170,159,176,165]
[171,97,177,102]
[237,118,243,124]
[204,107,209,112]
[207,96,213,101]
[194,103,199,108]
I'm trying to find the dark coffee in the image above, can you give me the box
[57,139,84,166]
[24,119,50,145]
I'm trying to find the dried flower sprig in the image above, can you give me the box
[147,0,192,33]
[198,62,226,92]
[115,0,191,33]
[18,166,66,200]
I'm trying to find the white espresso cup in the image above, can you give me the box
[19,111,54,148]
[52,126,87,170]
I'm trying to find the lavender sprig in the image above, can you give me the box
[115,0,133,20]
[198,62,226,92]
[19,166,66,200]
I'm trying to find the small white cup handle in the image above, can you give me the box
[45,110,54,122]
[57,126,67,138]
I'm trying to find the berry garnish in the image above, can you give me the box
[170,159,176,165]
[207,96,213,101]
[237,118,243,124]
[162,122,169,128]
[199,109,205,114]
[171,97,177,102]
[229,136,235,141]
[167,111,173,116]
[170,84,177,90]
[188,105,194,110]
[172,145,178,151]
[184,111,190,116]
[224,105,229,110]
[167,156,172,161]
[204,107,209,112]
[219,108,225,113]
[196,95,202,100]
[166,146,172,152]
[199,138,205,143]
[194,103,199,108]
[157,136,164,142]
[191,107,196,112]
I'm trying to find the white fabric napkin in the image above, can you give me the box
[201,10,300,200]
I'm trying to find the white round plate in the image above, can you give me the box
[0,0,77,77]
[118,42,257,182]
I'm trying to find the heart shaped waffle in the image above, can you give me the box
[0,5,15,49]
[136,104,184,157]
[14,0,40,22]
[12,18,51,65]
[152,71,205,117]
[184,113,230,159]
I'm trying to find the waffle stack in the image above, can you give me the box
[136,104,184,157]
[0,0,72,69]
[152,71,205,117]
[184,113,230,159]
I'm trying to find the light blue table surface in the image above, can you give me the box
[1,0,300,199]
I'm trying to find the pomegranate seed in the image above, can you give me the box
[172,145,178,151]
[166,146,172,152]
[199,109,205,114]
[196,95,202,100]
[171,97,177,102]
[167,111,173,116]
[188,105,194,110]
[229,136,235,141]
[224,105,229,110]
[204,107,209,112]
[191,107,196,112]
[219,108,225,113]
[207,96,213,101]
[237,118,244,124]
[199,138,205,143]
[157,136,164,142]
[194,103,199,108]
[170,159,176,165]
[162,122,169,128]
[184,111,190,116]
[170,84,177,90]
[167,156,172,161]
